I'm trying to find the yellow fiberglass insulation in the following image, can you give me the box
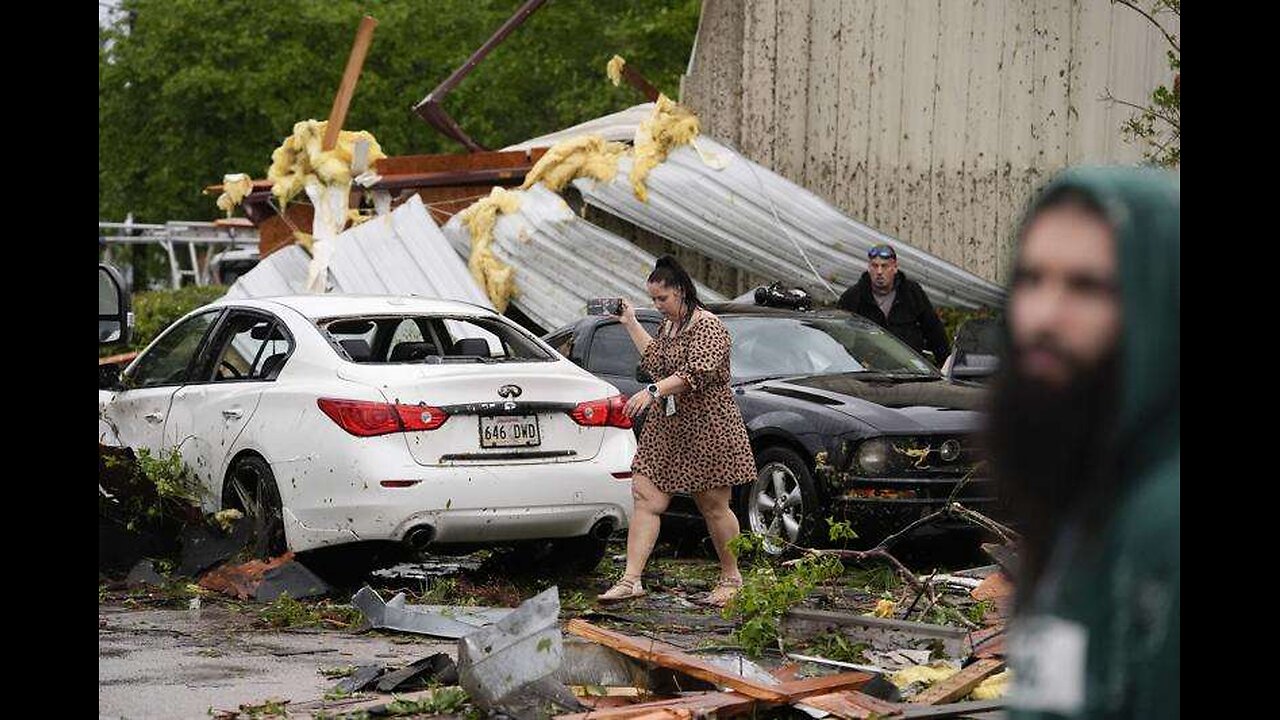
[606,55,626,86]
[970,670,1011,700]
[521,135,627,192]
[266,119,386,208]
[870,599,897,618]
[630,94,700,202]
[216,173,253,217]
[457,187,522,312]
[890,663,959,691]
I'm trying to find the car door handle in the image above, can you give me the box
[222,408,244,420]
[144,412,164,424]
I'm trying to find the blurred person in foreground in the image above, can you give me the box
[988,166,1179,719]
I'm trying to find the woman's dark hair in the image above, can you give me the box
[648,255,703,326]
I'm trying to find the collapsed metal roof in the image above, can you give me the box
[226,194,491,309]
[501,103,655,152]
[441,183,727,332]
[570,136,1007,309]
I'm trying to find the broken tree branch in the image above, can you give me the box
[1111,0,1179,53]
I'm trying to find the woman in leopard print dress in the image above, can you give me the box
[597,256,756,607]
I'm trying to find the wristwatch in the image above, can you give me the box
[646,383,661,400]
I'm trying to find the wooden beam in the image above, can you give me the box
[799,690,904,719]
[555,692,758,720]
[775,672,875,698]
[909,659,1005,706]
[565,620,789,702]
[323,15,379,151]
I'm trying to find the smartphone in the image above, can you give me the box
[587,298,624,316]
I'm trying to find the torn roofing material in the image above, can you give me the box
[226,194,492,309]
[351,585,512,639]
[570,136,1006,309]
[442,183,727,331]
[501,103,654,152]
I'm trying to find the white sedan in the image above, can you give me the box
[98,294,636,569]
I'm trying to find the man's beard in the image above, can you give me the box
[986,338,1120,589]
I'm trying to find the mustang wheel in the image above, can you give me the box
[739,446,819,554]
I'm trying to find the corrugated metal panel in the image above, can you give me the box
[571,136,1006,309]
[441,184,728,333]
[225,195,491,309]
[225,245,310,299]
[681,0,1179,283]
[501,103,654,152]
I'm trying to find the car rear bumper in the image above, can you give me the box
[280,455,635,553]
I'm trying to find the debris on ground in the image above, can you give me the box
[125,559,167,588]
[178,519,255,576]
[352,585,511,638]
[375,652,458,692]
[458,585,565,707]
[198,552,330,601]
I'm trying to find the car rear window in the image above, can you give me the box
[317,314,555,364]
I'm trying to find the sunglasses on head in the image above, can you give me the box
[867,246,896,260]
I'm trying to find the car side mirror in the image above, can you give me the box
[635,365,654,384]
[921,349,936,365]
[99,264,133,346]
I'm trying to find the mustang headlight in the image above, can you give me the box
[855,439,891,475]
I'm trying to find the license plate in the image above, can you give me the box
[479,415,541,448]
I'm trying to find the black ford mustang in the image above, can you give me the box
[543,303,997,549]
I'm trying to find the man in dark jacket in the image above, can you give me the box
[990,167,1179,719]
[836,244,950,365]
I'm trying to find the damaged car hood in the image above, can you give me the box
[748,373,986,434]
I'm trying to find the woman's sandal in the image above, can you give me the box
[702,576,744,608]
[597,575,647,603]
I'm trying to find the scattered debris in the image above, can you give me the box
[198,552,330,601]
[369,558,483,583]
[782,608,972,660]
[458,585,564,707]
[332,663,386,695]
[890,663,961,696]
[125,559,166,588]
[909,659,1005,705]
[555,638,653,690]
[375,652,458,692]
[969,669,1010,700]
[786,653,889,676]
[862,649,934,671]
[178,519,254,576]
[351,585,507,638]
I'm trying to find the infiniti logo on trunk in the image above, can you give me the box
[497,384,523,398]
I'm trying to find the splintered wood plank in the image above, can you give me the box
[910,659,1005,705]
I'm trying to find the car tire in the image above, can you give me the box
[225,455,287,559]
[736,446,821,554]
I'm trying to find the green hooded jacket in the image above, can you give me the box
[1007,166,1179,719]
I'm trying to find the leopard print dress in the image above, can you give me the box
[631,312,756,494]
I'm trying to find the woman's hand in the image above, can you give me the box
[615,298,638,327]
[623,389,653,418]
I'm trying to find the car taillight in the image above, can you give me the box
[318,398,449,437]
[395,403,449,431]
[570,394,633,429]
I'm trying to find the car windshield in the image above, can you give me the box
[723,315,939,380]
[318,314,555,364]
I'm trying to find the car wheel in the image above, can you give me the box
[738,446,820,555]
[225,455,287,559]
